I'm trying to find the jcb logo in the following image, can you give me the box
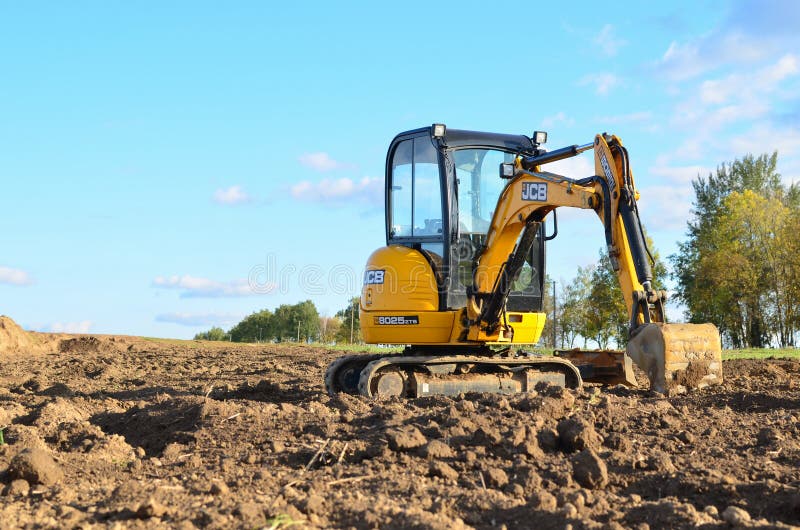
[521,182,547,201]
[598,150,616,191]
[364,270,385,285]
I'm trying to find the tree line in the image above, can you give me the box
[194,298,362,344]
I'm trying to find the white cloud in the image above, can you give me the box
[578,73,620,95]
[636,183,695,232]
[152,274,275,297]
[728,124,800,166]
[594,24,626,57]
[699,53,798,106]
[545,153,594,179]
[656,31,766,82]
[597,111,653,124]
[290,176,383,204]
[213,185,251,205]
[541,112,575,128]
[661,53,800,168]
[298,152,348,172]
[155,312,243,327]
[649,159,710,186]
[49,321,92,333]
[0,266,33,286]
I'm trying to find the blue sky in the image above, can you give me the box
[2,1,799,337]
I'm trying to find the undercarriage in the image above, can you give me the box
[324,347,635,398]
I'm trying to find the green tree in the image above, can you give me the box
[557,267,592,349]
[319,316,342,343]
[229,309,274,342]
[582,257,625,348]
[670,152,799,347]
[696,190,798,347]
[272,300,320,342]
[194,326,228,341]
[335,297,361,343]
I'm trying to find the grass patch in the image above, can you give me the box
[723,348,800,360]
[308,342,405,354]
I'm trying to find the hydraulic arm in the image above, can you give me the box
[465,133,722,392]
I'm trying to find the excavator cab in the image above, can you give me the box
[384,125,546,318]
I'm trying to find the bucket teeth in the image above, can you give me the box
[626,322,723,394]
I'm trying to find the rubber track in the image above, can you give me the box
[324,353,384,396]
[356,354,583,398]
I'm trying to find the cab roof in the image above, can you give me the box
[394,126,536,154]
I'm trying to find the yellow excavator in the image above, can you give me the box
[325,125,722,398]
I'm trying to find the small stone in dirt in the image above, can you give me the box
[8,448,63,485]
[757,427,782,446]
[677,430,695,444]
[537,428,559,451]
[209,480,230,495]
[529,490,557,512]
[422,440,454,459]
[387,425,427,452]
[721,506,750,525]
[429,461,458,482]
[136,497,167,519]
[646,450,676,473]
[271,440,285,453]
[485,467,509,488]
[560,502,578,518]
[558,417,602,453]
[703,505,719,517]
[3,479,30,496]
[571,449,608,489]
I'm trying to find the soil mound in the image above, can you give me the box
[0,315,35,356]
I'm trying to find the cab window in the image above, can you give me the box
[389,137,443,238]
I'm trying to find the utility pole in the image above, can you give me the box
[297,320,301,342]
[552,279,557,349]
[349,298,355,343]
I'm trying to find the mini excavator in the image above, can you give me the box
[325,125,722,398]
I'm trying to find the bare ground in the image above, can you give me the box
[1,326,799,529]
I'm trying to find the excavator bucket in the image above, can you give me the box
[626,322,723,394]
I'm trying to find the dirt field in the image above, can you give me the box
[1,317,799,529]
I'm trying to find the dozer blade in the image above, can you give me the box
[555,349,637,387]
[626,322,722,394]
